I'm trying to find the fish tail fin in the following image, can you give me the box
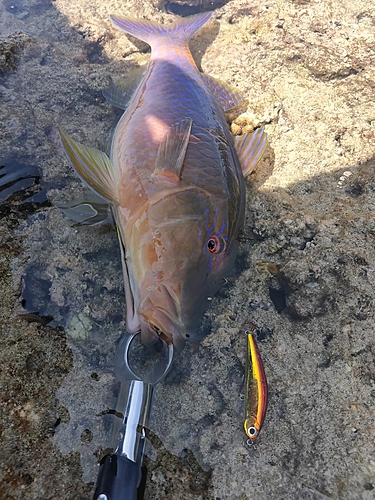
[110,11,213,47]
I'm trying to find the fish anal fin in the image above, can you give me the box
[234,127,268,178]
[58,127,119,204]
[154,118,193,181]
[103,67,146,110]
[202,74,248,120]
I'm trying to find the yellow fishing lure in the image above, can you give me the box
[244,332,268,440]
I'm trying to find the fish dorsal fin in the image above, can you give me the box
[103,67,146,110]
[154,118,193,181]
[55,193,112,226]
[202,74,248,120]
[234,127,268,177]
[58,127,119,204]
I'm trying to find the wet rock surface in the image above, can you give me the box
[1,0,375,498]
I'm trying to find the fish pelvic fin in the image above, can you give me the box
[58,127,119,204]
[110,11,213,48]
[234,127,268,178]
[154,118,192,181]
[55,193,112,226]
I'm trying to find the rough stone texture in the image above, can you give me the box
[1,0,375,498]
[0,32,32,74]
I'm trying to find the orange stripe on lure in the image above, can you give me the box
[244,332,268,441]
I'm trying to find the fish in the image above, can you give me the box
[58,12,267,351]
[244,332,268,441]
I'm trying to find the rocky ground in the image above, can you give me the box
[1,0,375,498]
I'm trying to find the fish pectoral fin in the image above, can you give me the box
[234,127,268,178]
[154,118,193,181]
[103,67,146,110]
[55,193,112,226]
[58,127,119,204]
[202,74,248,120]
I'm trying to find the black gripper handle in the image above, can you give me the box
[93,454,142,500]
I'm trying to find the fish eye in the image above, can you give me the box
[246,426,258,439]
[207,235,225,254]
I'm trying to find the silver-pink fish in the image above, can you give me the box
[59,12,267,350]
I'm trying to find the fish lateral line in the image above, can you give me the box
[244,332,268,441]
[119,184,213,232]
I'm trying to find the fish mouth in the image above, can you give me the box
[138,284,186,351]
[139,311,185,352]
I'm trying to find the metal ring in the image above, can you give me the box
[114,331,174,385]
